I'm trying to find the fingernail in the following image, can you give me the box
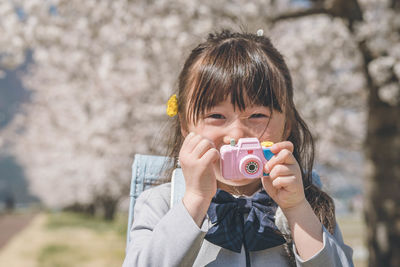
[264,163,270,173]
[271,145,279,154]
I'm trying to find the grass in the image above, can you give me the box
[45,211,127,237]
[337,213,368,267]
[0,212,127,267]
[0,210,367,267]
[38,244,88,267]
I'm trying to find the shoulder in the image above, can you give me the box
[135,183,172,214]
[140,182,171,198]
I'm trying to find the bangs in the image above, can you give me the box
[186,38,287,123]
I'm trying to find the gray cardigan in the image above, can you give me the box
[123,183,354,267]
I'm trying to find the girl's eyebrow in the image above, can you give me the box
[246,106,271,111]
[208,103,230,110]
[204,107,225,113]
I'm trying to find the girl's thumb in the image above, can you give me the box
[261,176,275,198]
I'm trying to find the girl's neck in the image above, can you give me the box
[217,180,263,197]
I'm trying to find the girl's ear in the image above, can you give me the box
[179,114,189,137]
[181,126,188,137]
[283,118,292,140]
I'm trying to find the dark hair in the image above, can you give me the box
[165,29,335,265]
[168,29,314,187]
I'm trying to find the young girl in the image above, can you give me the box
[123,29,353,267]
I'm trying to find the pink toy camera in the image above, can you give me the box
[220,138,274,179]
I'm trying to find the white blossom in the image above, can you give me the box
[378,83,400,106]
[1,0,396,211]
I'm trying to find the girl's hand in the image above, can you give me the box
[262,141,324,260]
[179,132,220,215]
[261,141,306,212]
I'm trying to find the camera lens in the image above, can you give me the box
[246,161,258,174]
[240,155,262,178]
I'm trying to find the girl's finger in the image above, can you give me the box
[261,176,277,199]
[184,133,202,153]
[192,138,215,159]
[266,149,296,171]
[268,164,293,180]
[271,175,297,189]
[200,147,220,164]
[180,132,195,153]
[270,141,294,154]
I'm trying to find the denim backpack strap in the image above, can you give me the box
[170,167,186,208]
[127,154,170,250]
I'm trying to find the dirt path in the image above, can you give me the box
[0,213,36,250]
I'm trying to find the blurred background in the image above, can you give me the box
[0,0,399,266]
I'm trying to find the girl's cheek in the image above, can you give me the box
[260,128,285,143]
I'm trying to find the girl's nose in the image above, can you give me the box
[223,120,248,144]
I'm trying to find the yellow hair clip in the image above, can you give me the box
[166,94,178,117]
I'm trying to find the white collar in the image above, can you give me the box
[231,187,263,198]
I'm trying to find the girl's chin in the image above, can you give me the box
[216,176,261,187]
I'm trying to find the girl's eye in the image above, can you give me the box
[204,113,226,125]
[250,113,268,119]
[207,114,225,119]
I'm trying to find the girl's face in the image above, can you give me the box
[182,97,288,188]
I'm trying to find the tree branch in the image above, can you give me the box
[269,0,363,25]
[270,7,331,24]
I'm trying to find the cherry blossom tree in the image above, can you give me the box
[1,0,367,216]
[1,1,398,264]
[0,1,29,74]
[270,0,400,265]
[0,0,279,219]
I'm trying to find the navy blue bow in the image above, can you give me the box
[205,189,286,253]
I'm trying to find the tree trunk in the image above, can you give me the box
[5,194,15,212]
[96,194,119,221]
[365,86,400,267]
[102,198,118,221]
[270,0,400,265]
[354,29,400,267]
